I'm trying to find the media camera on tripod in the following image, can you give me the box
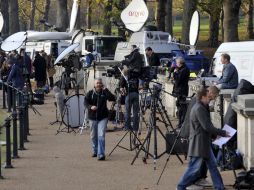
[55,54,81,95]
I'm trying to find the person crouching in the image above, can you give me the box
[85,78,116,160]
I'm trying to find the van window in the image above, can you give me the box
[85,39,93,50]
[95,37,123,59]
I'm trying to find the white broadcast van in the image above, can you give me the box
[114,30,180,65]
[213,41,254,84]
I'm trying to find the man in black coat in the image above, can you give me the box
[145,47,160,66]
[122,45,143,73]
[85,78,116,160]
[172,57,190,128]
[33,52,47,88]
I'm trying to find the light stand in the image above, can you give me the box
[50,102,61,125]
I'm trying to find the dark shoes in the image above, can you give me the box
[98,155,105,161]
[92,153,97,158]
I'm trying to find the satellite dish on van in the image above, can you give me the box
[54,43,79,65]
[189,11,200,46]
[69,0,79,33]
[0,12,4,33]
[121,0,149,32]
[1,32,27,52]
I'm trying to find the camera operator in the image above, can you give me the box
[172,57,190,128]
[122,45,143,73]
[120,68,140,132]
[85,78,116,161]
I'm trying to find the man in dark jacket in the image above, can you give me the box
[85,78,116,160]
[33,51,47,88]
[7,56,24,90]
[145,47,160,66]
[173,57,190,128]
[177,88,228,190]
[122,45,143,73]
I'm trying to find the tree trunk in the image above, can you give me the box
[56,0,68,32]
[0,0,9,37]
[156,0,166,31]
[75,6,81,29]
[103,0,112,35]
[220,9,224,42]
[117,0,126,38]
[246,0,254,39]
[209,15,220,47]
[222,0,241,42]
[86,0,92,29]
[181,0,197,44]
[43,0,51,31]
[165,0,173,35]
[30,0,36,30]
[9,0,20,34]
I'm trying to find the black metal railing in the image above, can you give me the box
[0,81,30,179]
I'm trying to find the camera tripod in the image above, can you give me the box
[131,84,184,169]
[108,68,146,156]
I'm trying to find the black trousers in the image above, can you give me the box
[176,96,187,128]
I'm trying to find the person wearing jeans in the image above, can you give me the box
[125,91,139,131]
[85,78,115,160]
[120,70,140,131]
[177,88,228,190]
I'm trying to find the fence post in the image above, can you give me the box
[4,117,13,168]
[7,85,12,112]
[23,88,29,141]
[12,88,19,158]
[0,128,4,179]
[18,92,25,150]
[2,82,6,109]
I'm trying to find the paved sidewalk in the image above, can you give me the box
[0,92,236,190]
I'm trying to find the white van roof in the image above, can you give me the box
[216,41,254,53]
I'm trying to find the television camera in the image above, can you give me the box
[55,54,81,75]
[104,62,158,82]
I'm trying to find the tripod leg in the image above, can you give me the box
[157,129,184,184]
[131,128,153,165]
[108,131,129,156]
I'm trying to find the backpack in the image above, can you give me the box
[234,169,254,189]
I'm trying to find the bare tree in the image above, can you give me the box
[9,0,20,34]
[223,0,241,42]
[30,0,36,30]
[181,0,197,44]
[156,0,166,31]
[56,0,68,32]
[165,0,173,35]
[0,0,9,37]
